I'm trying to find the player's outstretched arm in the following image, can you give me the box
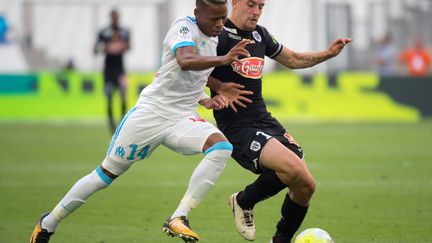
[275,38,353,69]
[176,39,250,71]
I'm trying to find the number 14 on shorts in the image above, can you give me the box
[115,144,150,160]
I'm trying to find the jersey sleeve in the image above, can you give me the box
[199,91,210,101]
[166,19,197,55]
[97,28,105,43]
[260,26,283,59]
[122,28,131,42]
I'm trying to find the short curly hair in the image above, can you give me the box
[196,0,228,8]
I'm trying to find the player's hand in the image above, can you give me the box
[201,95,229,110]
[327,38,353,57]
[218,82,253,113]
[222,39,250,65]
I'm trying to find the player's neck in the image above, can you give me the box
[229,16,254,32]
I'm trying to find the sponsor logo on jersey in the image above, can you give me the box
[252,31,262,42]
[231,57,264,79]
[228,32,242,40]
[250,140,261,152]
[179,26,190,34]
[178,26,191,40]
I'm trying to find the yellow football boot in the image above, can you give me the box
[30,213,53,243]
[162,216,199,242]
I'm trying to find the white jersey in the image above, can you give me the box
[137,16,218,120]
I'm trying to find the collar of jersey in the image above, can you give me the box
[187,15,213,40]
[224,18,255,37]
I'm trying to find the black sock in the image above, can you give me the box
[274,194,308,242]
[236,170,286,209]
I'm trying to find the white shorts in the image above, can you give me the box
[102,106,221,175]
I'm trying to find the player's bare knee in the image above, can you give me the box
[100,165,117,179]
[289,176,315,205]
[302,178,316,198]
[203,132,228,152]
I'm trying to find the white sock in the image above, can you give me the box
[41,167,111,232]
[171,142,232,219]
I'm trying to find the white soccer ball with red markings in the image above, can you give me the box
[294,228,334,243]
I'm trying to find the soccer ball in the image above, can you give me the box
[294,228,334,243]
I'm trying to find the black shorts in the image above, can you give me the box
[104,69,124,89]
[222,115,303,174]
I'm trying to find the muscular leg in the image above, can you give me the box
[41,165,118,233]
[260,138,316,206]
[260,138,316,242]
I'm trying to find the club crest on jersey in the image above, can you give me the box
[115,146,126,159]
[250,141,261,152]
[231,57,264,79]
[252,31,262,42]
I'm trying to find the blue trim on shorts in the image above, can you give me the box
[107,107,137,156]
[96,166,113,185]
[204,141,233,155]
[173,41,196,55]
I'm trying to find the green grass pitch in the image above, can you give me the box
[1,120,431,242]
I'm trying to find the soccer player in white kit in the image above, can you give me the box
[29,1,250,242]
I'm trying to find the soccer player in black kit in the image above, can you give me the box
[207,0,353,242]
[94,9,130,133]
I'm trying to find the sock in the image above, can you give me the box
[237,170,286,209]
[41,167,112,232]
[171,142,232,219]
[274,194,309,242]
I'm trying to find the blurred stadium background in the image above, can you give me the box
[0,0,431,242]
[1,0,432,73]
[0,0,431,122]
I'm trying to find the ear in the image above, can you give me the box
[194,8,199,18]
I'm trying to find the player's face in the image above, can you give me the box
[195,3,228,37]
[232,0,265,31]
[111,11,119,26]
